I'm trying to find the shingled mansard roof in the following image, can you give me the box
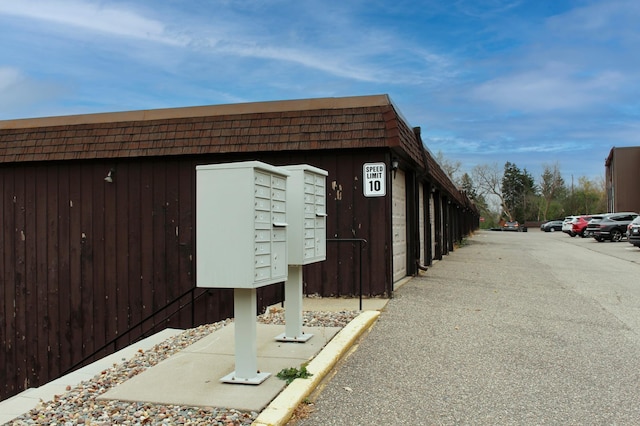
[0,94,466,204]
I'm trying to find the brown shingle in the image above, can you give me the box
[0,95,433,167]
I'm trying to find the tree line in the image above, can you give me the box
[436,152,607,229]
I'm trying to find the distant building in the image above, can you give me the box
[605,146,640,213]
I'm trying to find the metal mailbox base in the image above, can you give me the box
[276,265,313,343]
[221,288,271,385]
[220,371,271,385]
[274,332,313,343]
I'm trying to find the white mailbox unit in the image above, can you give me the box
[277,165,328,342]
[196,161,290,384]
[196,161,289,289]
[285,165,328,265]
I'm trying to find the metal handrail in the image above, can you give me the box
[63,286,212,375]
[66,239,368,374]
[327,238,367,310]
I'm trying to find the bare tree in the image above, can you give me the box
[472,163,511,220]
[539,163,565,221]
[435,150,462,186]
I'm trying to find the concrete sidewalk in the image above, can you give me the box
[297,230,640,425]
[98,322,343,412]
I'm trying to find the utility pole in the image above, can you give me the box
[571,174,574,214]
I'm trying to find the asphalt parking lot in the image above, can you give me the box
[296,229,640,425]
[546,228,640,262]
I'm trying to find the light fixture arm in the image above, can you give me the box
[104,168,116,183]
[391,158,399,179]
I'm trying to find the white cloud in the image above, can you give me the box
[213,42,383,83]
[453,0,524,19]
[0,67,22,92]
[0,0,188,45]
[1,0,461,88]
[455,0,638,115]
[0,67,65,114]
[470,67,625,112]
[514,143,577,153]
[547,0,640,42]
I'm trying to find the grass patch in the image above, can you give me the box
[456,237,470,248]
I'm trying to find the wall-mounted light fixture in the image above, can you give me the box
[391,158,399,179]
[104,168,115,183]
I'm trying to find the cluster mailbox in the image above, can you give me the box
[277,165,328,342]
[195,161,327,384]
[284,164,328,265]
[196,161,290,289]
[196,161,290,384]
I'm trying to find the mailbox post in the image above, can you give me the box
[277,165,328,342]
[196,161,290,384]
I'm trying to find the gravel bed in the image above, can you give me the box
[8,309,358,426]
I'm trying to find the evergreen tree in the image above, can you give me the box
[460,172,477,200]
[501,162,536,222]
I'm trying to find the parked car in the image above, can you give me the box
[502,221,520,231]
[590,212,639,242]
[628,216,640,248]
[570,215,593,237]
[561,216,578,235]
[541,220,563,232]
[584,213,612,238]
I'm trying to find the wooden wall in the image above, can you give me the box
[0,149,395,401]
[0,146,475,400]
[0,157,234,399]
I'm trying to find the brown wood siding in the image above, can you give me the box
[0,149,395,400]
[0,158,252,400]
[278,150,391,297]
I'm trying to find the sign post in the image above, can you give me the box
[363,162,386,197]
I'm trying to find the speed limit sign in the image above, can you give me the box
[363,162,386,197]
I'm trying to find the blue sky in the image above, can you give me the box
[1,0,638,183]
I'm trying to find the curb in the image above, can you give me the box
[252,310,381,426]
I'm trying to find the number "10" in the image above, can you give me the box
[368,180,381,192]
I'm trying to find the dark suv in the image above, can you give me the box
[584,214,612,238]
[590,212,639,242]
[628,216,640,248]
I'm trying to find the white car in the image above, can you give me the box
[562,216,577,235]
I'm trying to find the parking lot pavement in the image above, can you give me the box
[548,229,640,263]
[296,229,640,425]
